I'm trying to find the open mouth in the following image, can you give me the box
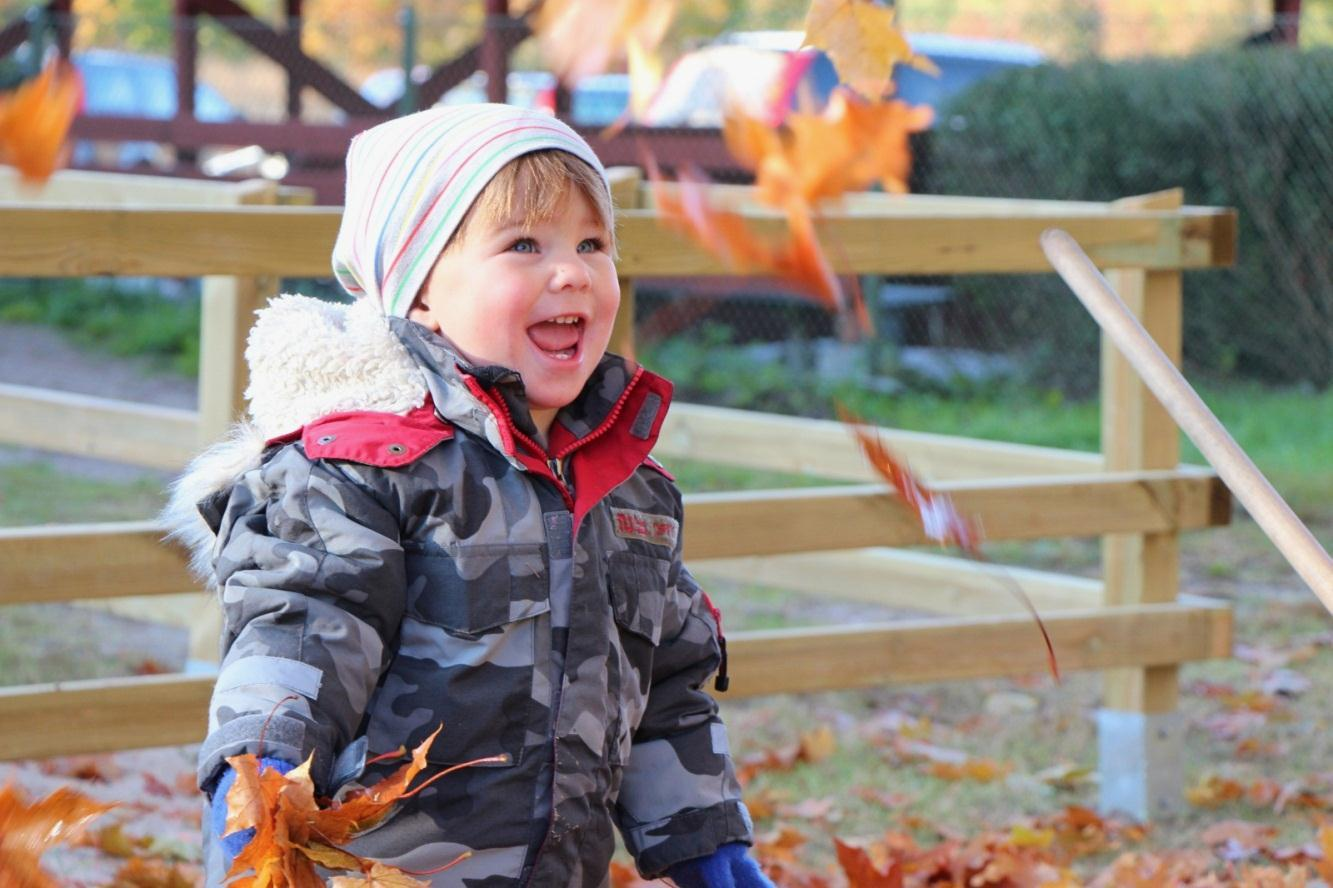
[527,314,585,362]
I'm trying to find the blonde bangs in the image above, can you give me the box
[453,150,616,254]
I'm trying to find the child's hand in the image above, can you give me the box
[665,842,775,888]
[209,757,294,869]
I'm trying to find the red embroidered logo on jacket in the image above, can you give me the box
[611,507,679,549]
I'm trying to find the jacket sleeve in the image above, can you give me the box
[196,443,406,795]
[614,488,753,877]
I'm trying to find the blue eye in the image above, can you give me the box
[510,237,537,253]
[578,238,605,253]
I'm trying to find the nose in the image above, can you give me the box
[550,251,592,292]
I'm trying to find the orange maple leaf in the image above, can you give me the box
[648,159,872,337]
[724,88,933,209]
[111,857,199,888]
[0,783,116,888]
[0,60,83,185]
[834,837,904,888]
[224,726,502,887]
[839,406,1060,681]
[533,0,675,105]
[802,0,938,98]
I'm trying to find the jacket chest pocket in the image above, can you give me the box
[368,545,550,768]
[405,543,549,638]
[606,551,672,646]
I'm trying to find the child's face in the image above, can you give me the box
[410,186,620,429]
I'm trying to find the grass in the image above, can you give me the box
[0,456,168,527]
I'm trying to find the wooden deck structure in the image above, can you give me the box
[0,169,1237,817]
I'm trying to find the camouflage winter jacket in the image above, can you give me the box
[165,295,752,886]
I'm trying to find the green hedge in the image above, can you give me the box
[929,47,1333,393]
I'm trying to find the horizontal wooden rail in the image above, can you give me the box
[0,674,213,760]
[0,469,1229,605]
[0,598,1231,759]
[0,383,199,470]
[0,522,195,604]
[724,599,1232,697]
[692,548,1103,616]
[682,470,1230,559]
[659,402,1105,481]
[0,203,1235,278]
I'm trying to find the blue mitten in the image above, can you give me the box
[209,757,294,869]
[665,842,774,888]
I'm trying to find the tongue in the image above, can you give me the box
[528,321,579,353]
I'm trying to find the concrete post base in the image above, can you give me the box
[1096,708,1185,821]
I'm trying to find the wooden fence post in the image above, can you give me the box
[196,180,280,445]
[608,167,641,360]
[1097,188,1186,820]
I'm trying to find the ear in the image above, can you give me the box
[406,298,442,333]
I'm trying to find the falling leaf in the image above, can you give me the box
[0,783,116,888]
[533,0,676,88]
[725,88,933,209]
[0,60,83,185]
[839,406,1060,681]
[647,159,871,337]
[802,0,938,97]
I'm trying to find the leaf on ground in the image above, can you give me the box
[86,822,154,858]
[1187,774,1247,807]
[39,754,122,783]
[927,757,1012,783]
[834,837,904,888]
[778,796,840,822]
[753,825,808,863]
[798,725,838,763]
[607,860,659,888]
[0,60,83,184]
[802,0,937,97]
[111,857,198,888]
[0,783,116,888]
[1200,819,1278,854]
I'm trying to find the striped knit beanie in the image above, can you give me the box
[332,104,609,318]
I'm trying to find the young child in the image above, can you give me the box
[165,103,770,888]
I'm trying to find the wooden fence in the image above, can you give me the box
[0,169,1237,815]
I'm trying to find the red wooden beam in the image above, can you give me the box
[191,0,378,116]
[1275,0,1300,44]
[285,0,303,118]
[174,0,197,120]
[482,0,509,103]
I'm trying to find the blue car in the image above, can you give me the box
[71,49,238,169]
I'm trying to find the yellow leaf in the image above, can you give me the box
[798,725,837,763]
[802,0,938,98]
[1009,824,1055,848]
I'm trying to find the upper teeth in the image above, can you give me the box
[550,316,580,325]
